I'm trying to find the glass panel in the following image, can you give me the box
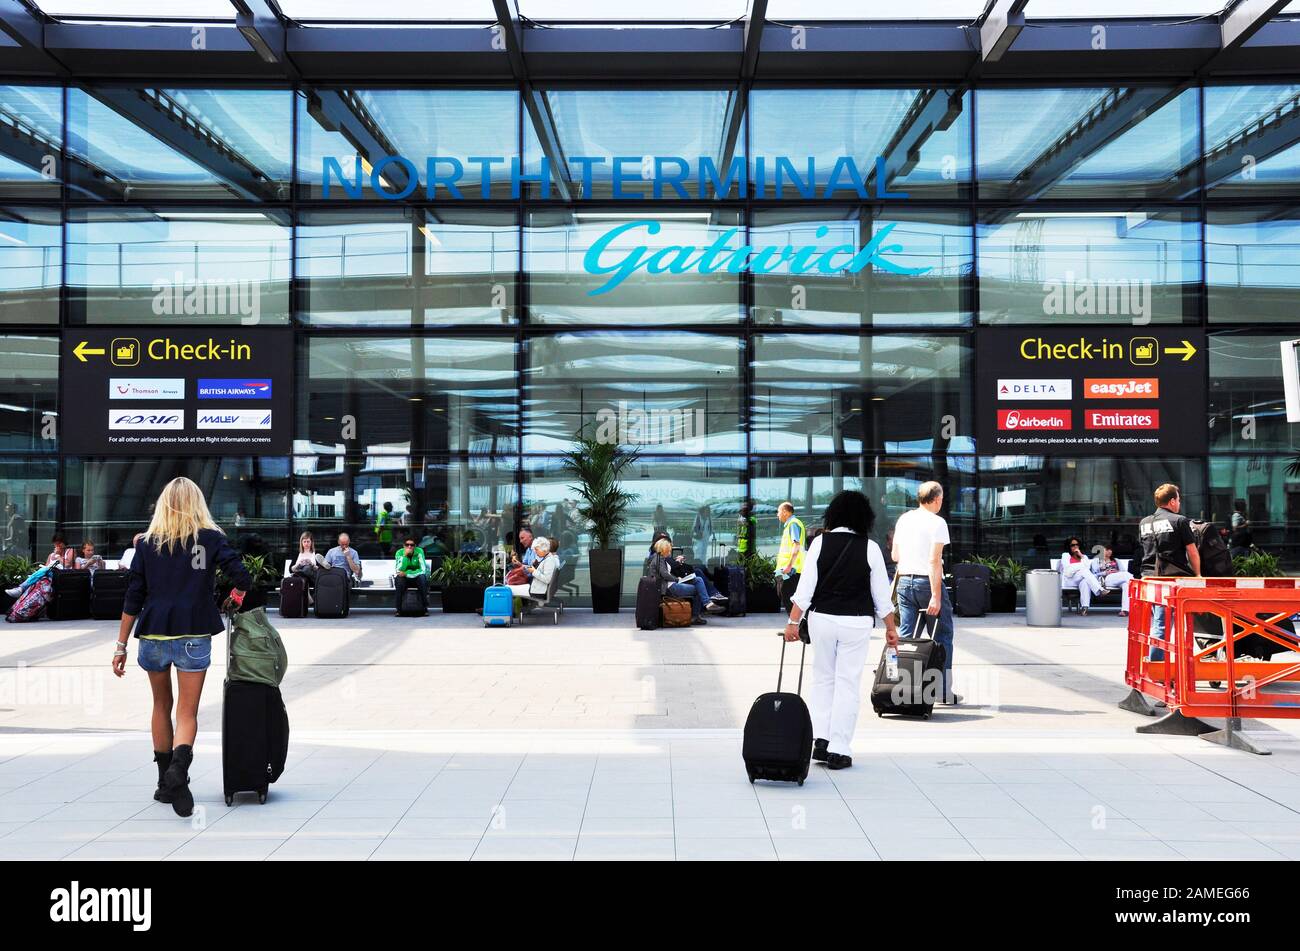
[296,208,518,327]
[67,88,292,201]
[976,87,1199,200]
[299,337,519,456]
[977,208,1199,325]
[0,458,58,561]
[0,86,62,199]
[277,0,498,19]
[752,206,971,327]
[752,334,972,454]
[1207,206,1300,324]
[977,456,1206,565]
[0,336,58,453]
[1204,85,1300,198]
[519,0,751,19]
[523,331,743,453]
[524,90,741,199]
[292,455,518,563]
[296,89,519,200]
[62,457,291,559]
[35,1,236,17]
[523,454,745,606]
[1209,456,1300,571]
[0,206,61,325]
[766,0,985,17]
[524,209,743,325]
[750,455,978,560]
[750,89,971,201]
[1208,334,1300,452]
[1027,0,1227,15]
[66,207,291,325]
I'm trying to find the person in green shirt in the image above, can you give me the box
[375,501,395,556]
[393,537,428,616]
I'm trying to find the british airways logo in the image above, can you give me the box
[197,379,272,400]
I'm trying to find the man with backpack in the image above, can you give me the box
[1138,483,1200,659]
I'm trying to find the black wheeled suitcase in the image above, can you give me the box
[871,618,947,719]
[90,569,129,620]
[398,584,426,617]
[222,680,290,805]
[713,564,748,617]
[952,577,987,617]
[278,575,307,619]
[635,576,661,630]
[48,568,92,621]
[742,639,814,785]
[314,567,350,619]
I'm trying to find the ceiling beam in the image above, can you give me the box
[230,0,297,76]
[0,0,68,75]
[980,0,1028,62]
[1222,0,1290,52]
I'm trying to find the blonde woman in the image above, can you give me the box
[111,477,251,817]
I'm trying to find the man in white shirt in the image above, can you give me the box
[890,481,960,705]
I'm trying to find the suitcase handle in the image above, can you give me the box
[777,637,806,696]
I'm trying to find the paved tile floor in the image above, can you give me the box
[3,609,1300,860]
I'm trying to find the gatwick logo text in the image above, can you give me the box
[1084,378,1159,399]
[997,379,1071,401]
[197,379,272,400]
[998,409,1072,431]
[197,411,272,430]
[108,411,184,431]
[1085,409,1160,430]
[108,378,184,401]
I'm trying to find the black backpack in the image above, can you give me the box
[1190,520,1233,577]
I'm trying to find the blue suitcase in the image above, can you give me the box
[483,586,512,626]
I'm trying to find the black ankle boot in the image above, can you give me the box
[164,744,194,817]
[153,751,173,803]
[825,752,853,770]
[812,739,829,762]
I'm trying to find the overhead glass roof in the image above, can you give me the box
[276,0,499,20]
[34,1,236,17]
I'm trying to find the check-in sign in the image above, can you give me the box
[109,378,184,400]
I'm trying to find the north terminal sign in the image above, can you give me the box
[60,328,292,456]
[977,328,1206,456]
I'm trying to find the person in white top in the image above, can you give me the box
[890,481,959,705]
[1059,536,1103,615]
[784,490,898,770]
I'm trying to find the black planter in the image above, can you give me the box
[989,582,1018,613]
[588,548,624,613]
[441,584,486,613]
[746,584,781,613]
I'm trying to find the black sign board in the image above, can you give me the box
[976,328,1207,456]
[60,327,292,456]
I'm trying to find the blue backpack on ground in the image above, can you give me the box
[483,549,513,627]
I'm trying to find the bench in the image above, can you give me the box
[283,558,429,595]
[1051,557,1132,613]
[514,568,564,625]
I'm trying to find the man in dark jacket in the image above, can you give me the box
[1139,483,1201,659]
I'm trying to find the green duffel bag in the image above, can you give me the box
[226,606,288,687]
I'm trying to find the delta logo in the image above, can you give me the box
[1085,409,1160,430]
[997,379,1071,401]
[998,409,1072,431]
[196,411,272,430]
[196,378,272,400]
[108,410,184,431]
[1084,378,1159,399]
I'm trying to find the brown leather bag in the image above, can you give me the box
[660,597,693,628]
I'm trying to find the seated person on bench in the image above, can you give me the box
[1059,536,1103,615]
[393,537,429,615]
[508,536,559,605]
[1092,544,1134,617]
[75,540,105,571]
[645,538,708,626]
[324,533,363,586]
[646,532,727,614]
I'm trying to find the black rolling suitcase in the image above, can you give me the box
[635,575,661,630]
[742,638,814,785]
[950,563,989,618]
[871,617,947,720]
[48,568,92,621]
[718,565,747,617]
[397,584,426,617]
[278,575,307,619]
[314,567,350,619]
[222,681,290,805]
[90,569,129,620]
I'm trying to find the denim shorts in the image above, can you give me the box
[137,636,213,673]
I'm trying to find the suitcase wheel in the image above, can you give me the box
[797,779,804,787]
[746,770,755,784]
[258,791,267,804]
[922,713,931,721]
[224,794,234,807]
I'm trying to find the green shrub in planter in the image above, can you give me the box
[737,551,781,612]
[432,554,493,613]
[1234,547,1282,578]
[0,555,36,589]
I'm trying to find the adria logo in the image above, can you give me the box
[1085,409,1160,430]
[998,409,1072,431]
[107,410,185,431]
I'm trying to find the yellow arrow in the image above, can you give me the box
[1165,340,1197,362]
[73,341,105,362]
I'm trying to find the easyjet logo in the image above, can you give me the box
[1084,378,1159,399]
[1085,409,1160,430]
[997,409,1072,431]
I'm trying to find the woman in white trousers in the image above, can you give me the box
[784,490,898,770]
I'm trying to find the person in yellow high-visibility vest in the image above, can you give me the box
[776,501,806,614]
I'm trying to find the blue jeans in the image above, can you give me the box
[689,566,720,599]
[668,580,705,619]
[896,575,955,698]
[1150,605,1168,661]
[137,636,213,673]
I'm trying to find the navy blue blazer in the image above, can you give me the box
[123,528,253,638]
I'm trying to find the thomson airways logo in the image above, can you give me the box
[109,378,184,401]
[998,409,1072,431]
[50,881,151,931]
[1084,378,1159,399]
[1085,409,1160,430]
[108,411,183,431]
[997,379,1071,401]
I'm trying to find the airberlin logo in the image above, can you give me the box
[998,409,1071,431]
[1085,409,1160,430]
[1084,378,1159,399]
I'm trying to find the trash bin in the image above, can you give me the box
[1025,569,1062,627]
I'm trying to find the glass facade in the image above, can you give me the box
[5,81,1300,589]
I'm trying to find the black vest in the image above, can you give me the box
[810,532,875,617]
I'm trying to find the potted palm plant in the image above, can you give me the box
[432,554,493,613]
[561,428,639,613]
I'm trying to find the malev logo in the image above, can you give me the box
[108,410,184,431]
[197,411,272,430]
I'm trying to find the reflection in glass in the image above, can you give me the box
[1208,334,1300,452]
[1207,207,1300,324]
[977,209,1199,325]
[1210,456,1300,570]
[0,206,60,324]
[1204,85,1300,197]
[0,458,57,562]
[0,86,62,199]
[0,336,57,453]
[297,209,518,326]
